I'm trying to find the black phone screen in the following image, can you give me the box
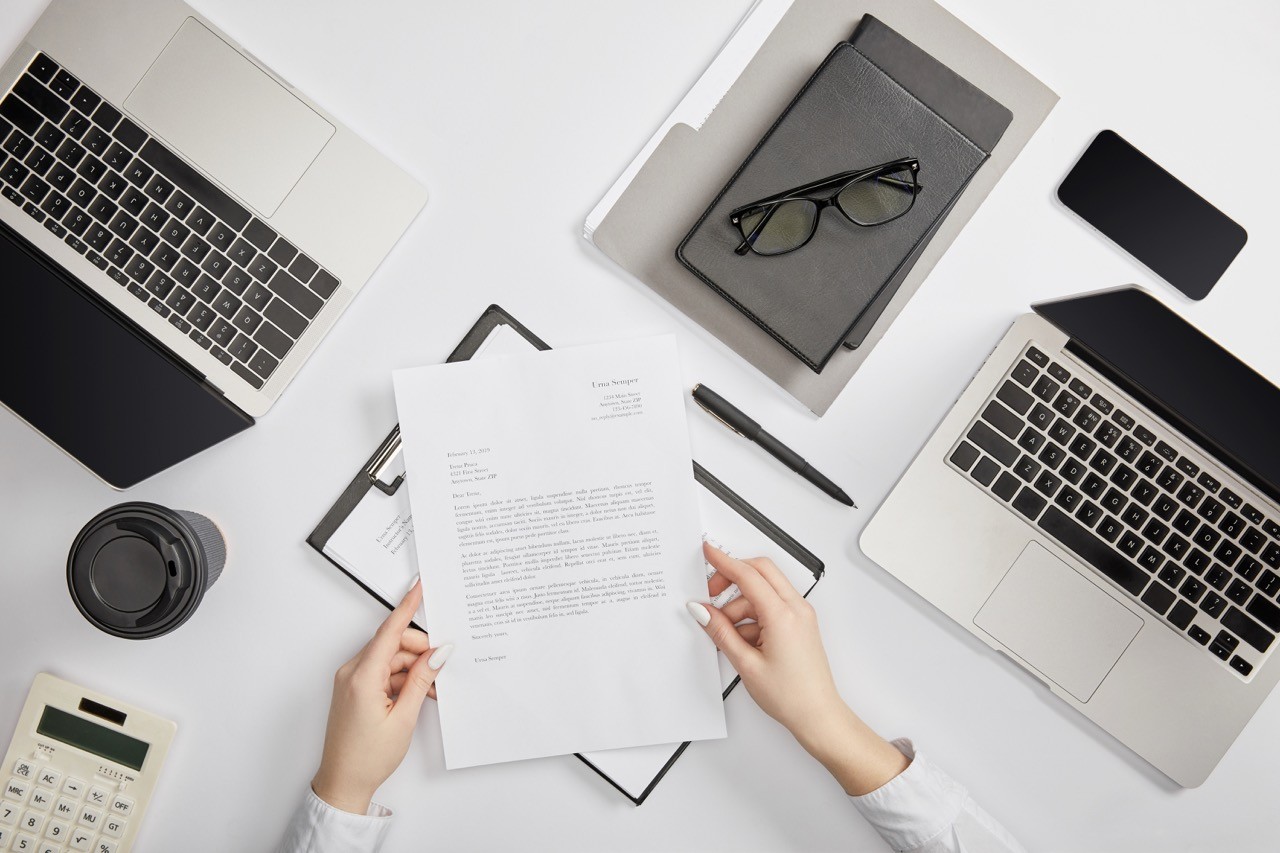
[1057,130,1246,300]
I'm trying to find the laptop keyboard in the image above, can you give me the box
[0,52,341,391]
[948,344,1280,681]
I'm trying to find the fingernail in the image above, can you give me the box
[428,644,454,670]
[686,601,711,627]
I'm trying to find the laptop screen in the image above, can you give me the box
[1037,287,1280,506]
[1,222,251,488]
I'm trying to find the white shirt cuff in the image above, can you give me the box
[276,788,393,853]
[849,738,968,852]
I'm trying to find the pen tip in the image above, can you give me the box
[836,490,855,507]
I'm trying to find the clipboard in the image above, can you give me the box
[307,303,824,804]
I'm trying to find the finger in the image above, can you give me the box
[707,567,734,598]
[399,628,431,655]
[744,557,804,604]
[736,622,762,646]
[687,601,761,675]
[366,581,423,661]
[720,594,757,625]
[389,672,406,696]
[389,650,419,674]
[393,644,453,722]
[703,543,783,620]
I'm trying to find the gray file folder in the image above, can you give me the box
[589,0,1057,415]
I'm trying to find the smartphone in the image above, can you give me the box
[1057,130,1246,300]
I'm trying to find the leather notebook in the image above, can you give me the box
[676,22,1007,372]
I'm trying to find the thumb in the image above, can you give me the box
[393,644,452,722]
[687,601,760,674]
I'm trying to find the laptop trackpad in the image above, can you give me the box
[975,542,1142,702]
[125,18,334,216]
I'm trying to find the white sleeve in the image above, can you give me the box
[276,788,394,853]
[849,739,1024,853]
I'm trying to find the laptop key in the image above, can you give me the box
[1184,549,1211,575]
[1060,458,1086,485]
[1144,518,1169,546]
[1118,530,1143,557]
[971,457,999,487]
[244,281,272,312]
[1230,656,1253,676]
[144,173,174,204]
[232,360,267,389]
[210,346,234,366]
[1110,464,1137,490]
[213,291,242,320]
[1141,582,1176,615]
[1034,471,1061,497]
[1013,488,1046,521]
[1178,481,1204,508]
[22,200,45,222]
[1011,360,1037,387]
[0,94,42,136]
[1075,500,1102,528]
[143,270,174,299]
[1247,595,1280,631]
[165,189,194,218]
[1131,479,1158,507]
[1018,427,1045,453]
[59,110,90,140]
[228,333,258,364]
[1014,455,1040,482]
[1133,425,1157,446]
[289,253,319,284]
[248,349,280,381]
[1198,498,1225,524]
[1159,563,1186,588]
[54,138,85,168]
[249,252,278,282]
[951,441,979,471]
[1097,515,1122,543]
[1221,606,1274,653]
[147,297,170,319]
[228,238,256,268]
[1179,577,1205,603]
[1039,506,1148,595]
[1091,449,1117,476]
[164,286,195,317]
[119,185,148,216]
[1156,467,1183,493]
[996,382,1033,416]
[1167,600,1196,630]
[1219,512,1245,539]
[1205,565,1230,590]
[1052,390,1080,417]
[24,146,55,176]
[151,241,181,272]
[254,321,293,359]
[112,117,146,151]
[1055,486,1081,512]
[1172,509,1198,536]
[14,75,69,123]
[1200,592,1227,619]
[992,472,1020,502]
[43,217,66,238]
[264,295,307,338]
[1032,375,1058,402]
[139,139,250,229]
[189,329,212,349]
[1101,488,1126,515]
[1240,559,1265,584]
[1121,505,1148,529]
[50,69,79,99]
[127,227,160,256]
[207,222,236,252]
[1226,578,1252,604]
[1188,624,1212,645]
[1163,534,1190,561]
[1039,443,1066,470]
[1215,541,1241,568]
[1193,525,1220,552]
[231,305,263,334]
[268,269,323,319]
[124,254,154,283]
[28,53,58,83]
[243,217,277,251]
[181,233,212,262]
[1081,472,1107,500]
[75,153,104,182]
[1048,418,1075,445]
[1137,547,1163,573]
[188,304,216,332]
[209,319,236,347]
[310,269,340,299]
[223,266,252,296]
[1239,504,1264,525]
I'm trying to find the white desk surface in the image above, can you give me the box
[2,1,1278,850]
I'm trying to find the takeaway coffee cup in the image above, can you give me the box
[67,502,226,639]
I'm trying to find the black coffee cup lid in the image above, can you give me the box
[67,503,211,639]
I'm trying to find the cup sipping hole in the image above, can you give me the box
[168,560,177,577]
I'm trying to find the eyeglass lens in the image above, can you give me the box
[837,165,917,226]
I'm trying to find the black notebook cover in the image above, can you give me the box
[676,35,994,372]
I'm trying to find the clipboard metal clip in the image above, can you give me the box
[367,429,405,496]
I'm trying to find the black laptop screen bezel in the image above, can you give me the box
[1036,287,1280,507]
[0,220,252,488]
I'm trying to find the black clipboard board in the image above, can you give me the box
[307,303,824,804]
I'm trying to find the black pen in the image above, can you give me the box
[691,384,855,507]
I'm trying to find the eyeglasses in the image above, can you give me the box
[729,158,921,256]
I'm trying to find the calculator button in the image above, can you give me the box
[93,841,117,853]
[75,805,100,830]
[13,832,39,851]
[101,815,124,839]
[84,789,107,810]
[32,770,58,791]
[0,802,17,824]
[12,763,34,781]
[0,827,8,846]
[5,779,29,802]
[60,780,82,799]
[19,811,45,834]
[28,789,52,812]
[37,842,60,853]
[44,818,68,842]
[68,828,93,850]
[105,796,130,819]
[52,800,75,820]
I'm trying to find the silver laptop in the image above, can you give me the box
[862,287,1280,786]
[0,0,426,487]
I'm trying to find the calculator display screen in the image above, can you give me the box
[36,706,149,771]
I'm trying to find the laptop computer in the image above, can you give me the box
[0,0,426,488]
[862,286,1280,786]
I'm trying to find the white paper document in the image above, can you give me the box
[393,335,727,768]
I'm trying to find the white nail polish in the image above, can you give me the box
[686,601,711,627]
[428,644,454,670]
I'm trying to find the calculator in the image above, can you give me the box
[1,675,175,853]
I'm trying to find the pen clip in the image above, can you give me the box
[693,396,744,437]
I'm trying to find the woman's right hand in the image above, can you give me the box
[687,543,909,796]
